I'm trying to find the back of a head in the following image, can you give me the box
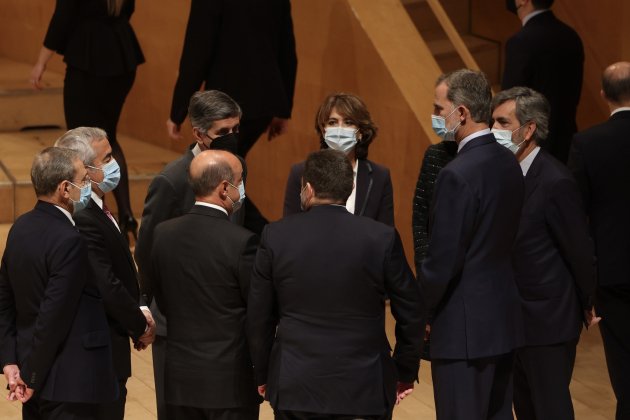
[442,69,492,123]
[189,150,235,198]
[31,147,79,197]
[54,127,107,165]
[532,0,554,10]
[303,149,353,202]
[493,86,550,143]
[189,90,242,131]
[602,62,630,105]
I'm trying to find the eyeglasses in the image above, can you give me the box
[69,173,91,188]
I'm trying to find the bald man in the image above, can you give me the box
[569,62,630,420]
[150,150,261,420]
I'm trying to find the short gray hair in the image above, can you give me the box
[189,159,235,197]
[188,90,242,132]
[31,147,79,197]
[54,127,108,165]
[492,87,550,143]
[439,69,492,123]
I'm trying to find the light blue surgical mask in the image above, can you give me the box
[492,126,527,154]
[91,159,121,194]
[324,127,358,154]
[431,107,460,142]
[69,180,92,213]
[227,181,245,212]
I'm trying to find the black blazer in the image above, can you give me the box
[74,198,147,380]
[0,201,118,402]
[43,0,144,76]
[248,205,424,415]
[283,159,394,226]
[569,110,630,287]
[170,0,297,124]
[515,150,596,346]
[420,133,525,360]
[502,11,583,163]
[151,205,261,409]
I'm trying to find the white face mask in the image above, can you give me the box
[324,127,358,154]
[227,181,245,212]
[431,107,460,142]
[492,125,527,154]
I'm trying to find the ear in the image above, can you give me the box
[524,121,537,141]
[600,89,608,102]
[59,180,71,198]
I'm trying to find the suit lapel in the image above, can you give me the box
[523,152,544,203]
[87,199,134,264]
[354,160,373,216]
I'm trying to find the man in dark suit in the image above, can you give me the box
[55,127,156,419]
[503,0,584,163]
[0,147,118,419]
[151,150,261,419]
[420,69,524,419]
[569,62,630,420]
[166,0,297,157]
[248,149,424,419]
[491,87,598,419]
[135,90,243,420]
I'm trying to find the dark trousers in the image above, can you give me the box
[166,404,259,420]
[431,353,514,420]
[513,340,578,420]
[153,335,168,420]
[597,285,630,420]
[274,409,391,420]
[96,378,128,420]
[23,397,98,420]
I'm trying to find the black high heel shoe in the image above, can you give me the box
[118,215,138,244]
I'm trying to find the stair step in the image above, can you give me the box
[0,129,180,223]
[0,57,65,131]
[403,0,470,36]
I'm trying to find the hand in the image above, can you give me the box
[135,308,156,350]
[584,307,602,329]
[257,384,266,397]
[14,376,34,403]
[395,381,414,404]
[30,62,46,90]
[166,119,183,141]
[267,117,289,141]
[3,364,19,401]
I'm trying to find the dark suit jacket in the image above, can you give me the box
[74,198,147,380]
[515,150,596,346]
[420,133,525,360]
[170,0,297,124]
[43,0,144,76]
[248,205,424,415]
[569,110,630,287]
[283,159,394,226]
[151,205,261,409]
[0,201,118,402]
[502,11,584,163]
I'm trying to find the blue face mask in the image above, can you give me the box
[94,159,121,194]
[227,181,246,212]
[324,127,358,154]
[69,180,92,213]
[431,107,460,142]
[492,126,526,154]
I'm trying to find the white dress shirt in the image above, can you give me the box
[458,128,492,153]
[345,159,359,214]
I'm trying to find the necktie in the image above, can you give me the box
[103,203,121,232]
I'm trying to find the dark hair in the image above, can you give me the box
[315,93,378,160]
[31,147,79,197]
[189,90,242,132]
[189,158,234,197]
[492,86,550,143]
[602,67,630,104]
[440,69,492,124]
[303,149,353,202]
[532,0,554,9]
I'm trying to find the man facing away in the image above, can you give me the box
[491,87,598,420]
[420,69,525,420]
[0,147,118,419]
[248,149,425,420]
[151,150,261,419]
[569,62,630,420]
[55,127,156,420]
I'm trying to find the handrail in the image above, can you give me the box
[425,0,481,72]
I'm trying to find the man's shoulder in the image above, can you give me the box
[160,151,193,178]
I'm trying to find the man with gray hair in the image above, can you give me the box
[0,147,118,418]
[420,69,524,419]
[55,127,156,420]
[135,89,246,419]
[492,87,598,419]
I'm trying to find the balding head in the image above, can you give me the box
[602,62,630,106]
[189,150,243,212]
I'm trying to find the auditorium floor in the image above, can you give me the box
[0,308,616,419]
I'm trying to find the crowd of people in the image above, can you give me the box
[0,0,628,420]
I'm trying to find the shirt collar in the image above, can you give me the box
[194,201,228,216]
[54,205,75,226]
[611,107,630,116]
[457,128,491,153]
[192,143,202,157]
[91,191,103,209]
[519,146,541,176]
[522,9,549,26]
